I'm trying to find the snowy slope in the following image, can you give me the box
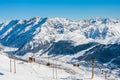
[1,53,117,80]
[0,54,71,80]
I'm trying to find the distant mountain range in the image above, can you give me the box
[0,17,120,70]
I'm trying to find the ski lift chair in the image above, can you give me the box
[73,63,80,67]
[29,57,35,63]
[46,62,52,67]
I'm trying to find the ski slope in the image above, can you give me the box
[0,52,115,80]
[0,54,70,80]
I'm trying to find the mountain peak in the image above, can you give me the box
[29,16,40,22]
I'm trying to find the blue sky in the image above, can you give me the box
[0,0,120,21]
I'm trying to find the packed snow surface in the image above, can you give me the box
[1,53,116,80]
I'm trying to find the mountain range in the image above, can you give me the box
[0,17,120,73]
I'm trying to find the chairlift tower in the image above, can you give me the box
[101,69,108,79]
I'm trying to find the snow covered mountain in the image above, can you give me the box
[0,17,120,76]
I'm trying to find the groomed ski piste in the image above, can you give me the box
[0,51,119,80]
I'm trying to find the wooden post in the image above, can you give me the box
[92,63,94,79]
[53,59,54,79]
[10,58,12,72]
[55,59,57,80]
[9,55,17,73]
[14,58,16,73]
[105,71,107,79]
[91,58,95,79]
